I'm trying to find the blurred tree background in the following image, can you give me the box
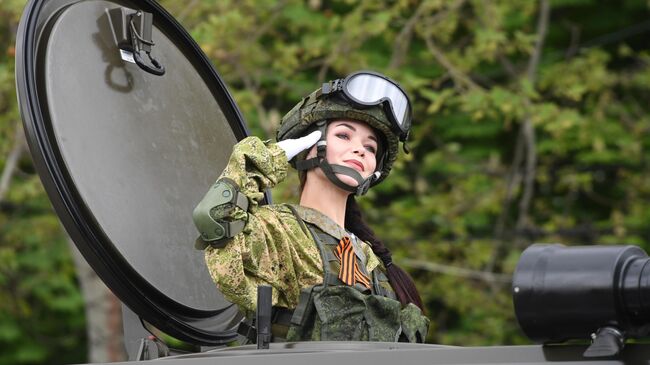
[2,0,650,363]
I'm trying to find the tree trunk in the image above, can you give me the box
[67,236,127,363]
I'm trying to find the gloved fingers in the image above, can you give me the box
[277,130,322,160]
[298,130,322,149]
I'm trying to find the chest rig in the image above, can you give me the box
[279,206,428,343]
[238,206,429,343]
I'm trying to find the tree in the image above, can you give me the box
[0,1,124,363]
[1,1,650,362]
[164,0,650,344]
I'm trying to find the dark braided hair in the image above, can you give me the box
[344,195,424,310]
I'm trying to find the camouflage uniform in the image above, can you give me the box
[203,136,429,342]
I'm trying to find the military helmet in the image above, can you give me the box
[277,70,412,190]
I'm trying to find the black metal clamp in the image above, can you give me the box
[128,11,165,76]
[583,326,626,358]
[107,7,165,76]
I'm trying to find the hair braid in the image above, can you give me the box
[344,195,424,310]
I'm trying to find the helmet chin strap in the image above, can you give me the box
[295,121,381,196]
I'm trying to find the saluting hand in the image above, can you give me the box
[276,131,322,160]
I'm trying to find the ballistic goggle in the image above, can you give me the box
[321,71,412,141]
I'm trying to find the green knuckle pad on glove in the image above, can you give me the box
[193,177,249,243]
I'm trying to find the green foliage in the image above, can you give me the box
[0,177,87,365]
[0,1,86,364]
[2,0,650,361]
[166,0,650,346]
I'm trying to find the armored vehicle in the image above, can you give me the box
[14,0,650,364]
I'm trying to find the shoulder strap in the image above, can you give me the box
[286,205,309,236]
[285,205,337,290]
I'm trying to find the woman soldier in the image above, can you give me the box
[193,71,429,343]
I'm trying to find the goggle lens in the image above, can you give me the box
[345,73,410,130]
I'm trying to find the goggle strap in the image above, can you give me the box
[321,79,343,96]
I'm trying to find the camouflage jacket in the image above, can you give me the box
[204,136,383,313]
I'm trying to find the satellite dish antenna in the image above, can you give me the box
[15,0,253,345]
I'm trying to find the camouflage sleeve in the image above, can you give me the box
[192,136,288,245]
[220,136,288,212]
[201,140,323,313]
[205,206,323,313]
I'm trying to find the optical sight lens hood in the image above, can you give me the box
[513,244,650,343]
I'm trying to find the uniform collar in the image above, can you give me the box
[287,204,379,273]
[288,204,347,239]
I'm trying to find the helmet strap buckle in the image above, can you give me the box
[316,140,327,157]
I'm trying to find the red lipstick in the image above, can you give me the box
[344,160,364,172]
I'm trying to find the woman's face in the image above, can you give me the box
[309,120,379,188]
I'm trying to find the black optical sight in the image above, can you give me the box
[513,244,650,357]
